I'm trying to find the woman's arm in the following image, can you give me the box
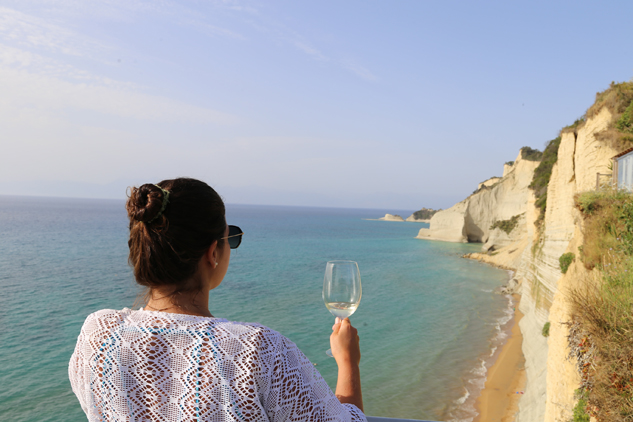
[260,323,366,422]
[330,317,363,412]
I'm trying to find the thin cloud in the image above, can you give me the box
[0,6,111,58]
[181,18,246,41]
[0,65,238,124]
[0,43,132,87]
[293,41,329,62]
[342,58,378,81]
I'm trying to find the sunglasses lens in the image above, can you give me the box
[227,225,243,249]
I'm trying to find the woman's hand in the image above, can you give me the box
[330,317,363,411]
[330,317,361,366]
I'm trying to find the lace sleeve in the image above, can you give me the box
[68,312,98,416]
[262,333,366,422]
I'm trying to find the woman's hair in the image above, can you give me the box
[126,178,226,298]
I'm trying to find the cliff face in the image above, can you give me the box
[421,106,620,421]
[417,152,539,251]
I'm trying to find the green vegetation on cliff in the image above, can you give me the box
[520,146,543,161]
[489,214,521,234]
[411,208,440,220]
[615,99,633,135]
[528,136,562,219]
[590,81,633,146]
[570,188,633,421]
[559,252,575,274]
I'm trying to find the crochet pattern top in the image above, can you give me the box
[69,309,367,422]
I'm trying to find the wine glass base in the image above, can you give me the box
[325,348,333,358]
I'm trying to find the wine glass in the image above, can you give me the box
[323,260,362,357]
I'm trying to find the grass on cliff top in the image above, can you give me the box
[561,116,587,134]
[588,80,633,147]
[587,80,633,119]
[528,136,562,220]
[570,188,633,421]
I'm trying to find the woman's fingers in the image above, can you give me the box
[332,317,342,331]
[330,318,361,365]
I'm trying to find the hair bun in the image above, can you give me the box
[126,184,167,223]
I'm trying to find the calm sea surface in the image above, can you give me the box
[0,196,511,422]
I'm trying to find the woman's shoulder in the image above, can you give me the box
[215,320,286,344]
[79,309,283,338]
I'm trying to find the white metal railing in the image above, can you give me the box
[367,417,439,422]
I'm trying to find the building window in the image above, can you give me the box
[616,150,633,191]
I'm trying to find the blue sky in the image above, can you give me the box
[1,0,632,210]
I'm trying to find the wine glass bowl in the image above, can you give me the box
[323,260,361,356]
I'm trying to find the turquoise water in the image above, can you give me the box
[0,196,511,422]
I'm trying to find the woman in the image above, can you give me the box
[69,178,365,421]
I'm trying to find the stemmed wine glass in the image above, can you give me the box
[323,260,362,357]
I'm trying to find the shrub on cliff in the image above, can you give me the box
[520,146,543,161]
[542,322,550,337]
[412,208,440,220]
[615,99,633,134]
[559,252,575,274]
[571,390,591,422]
[489,214,521,234]
[570,188,633,421]
[529,136,562,218]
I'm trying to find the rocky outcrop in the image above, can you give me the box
[417,151,539,251]
[379,213,404,222]
[420,105,621,422]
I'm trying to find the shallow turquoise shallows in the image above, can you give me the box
[0,196,510,422]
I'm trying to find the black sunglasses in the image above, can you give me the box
[222,225,243,249]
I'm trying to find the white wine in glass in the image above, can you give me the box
[323,260,362,357]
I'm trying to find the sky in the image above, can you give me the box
[0,0,632,211]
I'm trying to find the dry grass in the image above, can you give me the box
[569,188,633,421]
[587,81,633,120]
[586,81,633,148]
[575,189,632,269]
[561,116,587,134]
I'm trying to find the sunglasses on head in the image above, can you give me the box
[222,225,243,249]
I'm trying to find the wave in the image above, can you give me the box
[445,293,517,422]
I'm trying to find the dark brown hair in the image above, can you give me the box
[126,178,226,297]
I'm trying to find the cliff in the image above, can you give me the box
[419,104,622,421]
[378,213,404,221]
[416,151,539,251]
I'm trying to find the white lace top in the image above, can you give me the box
[69,309,366,422]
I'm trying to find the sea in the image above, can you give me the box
[0,195,514,422]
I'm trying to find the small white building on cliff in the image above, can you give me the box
[613,147,633,190]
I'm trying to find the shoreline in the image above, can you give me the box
[473,294,526,422]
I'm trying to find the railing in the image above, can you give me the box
[367,417,439,422]
[596,172,613,189]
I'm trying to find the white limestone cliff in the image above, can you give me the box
[416,150,539,251]
[478,176,501,190]
[420,106,621,421]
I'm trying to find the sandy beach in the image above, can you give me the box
[474,295,526,422]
